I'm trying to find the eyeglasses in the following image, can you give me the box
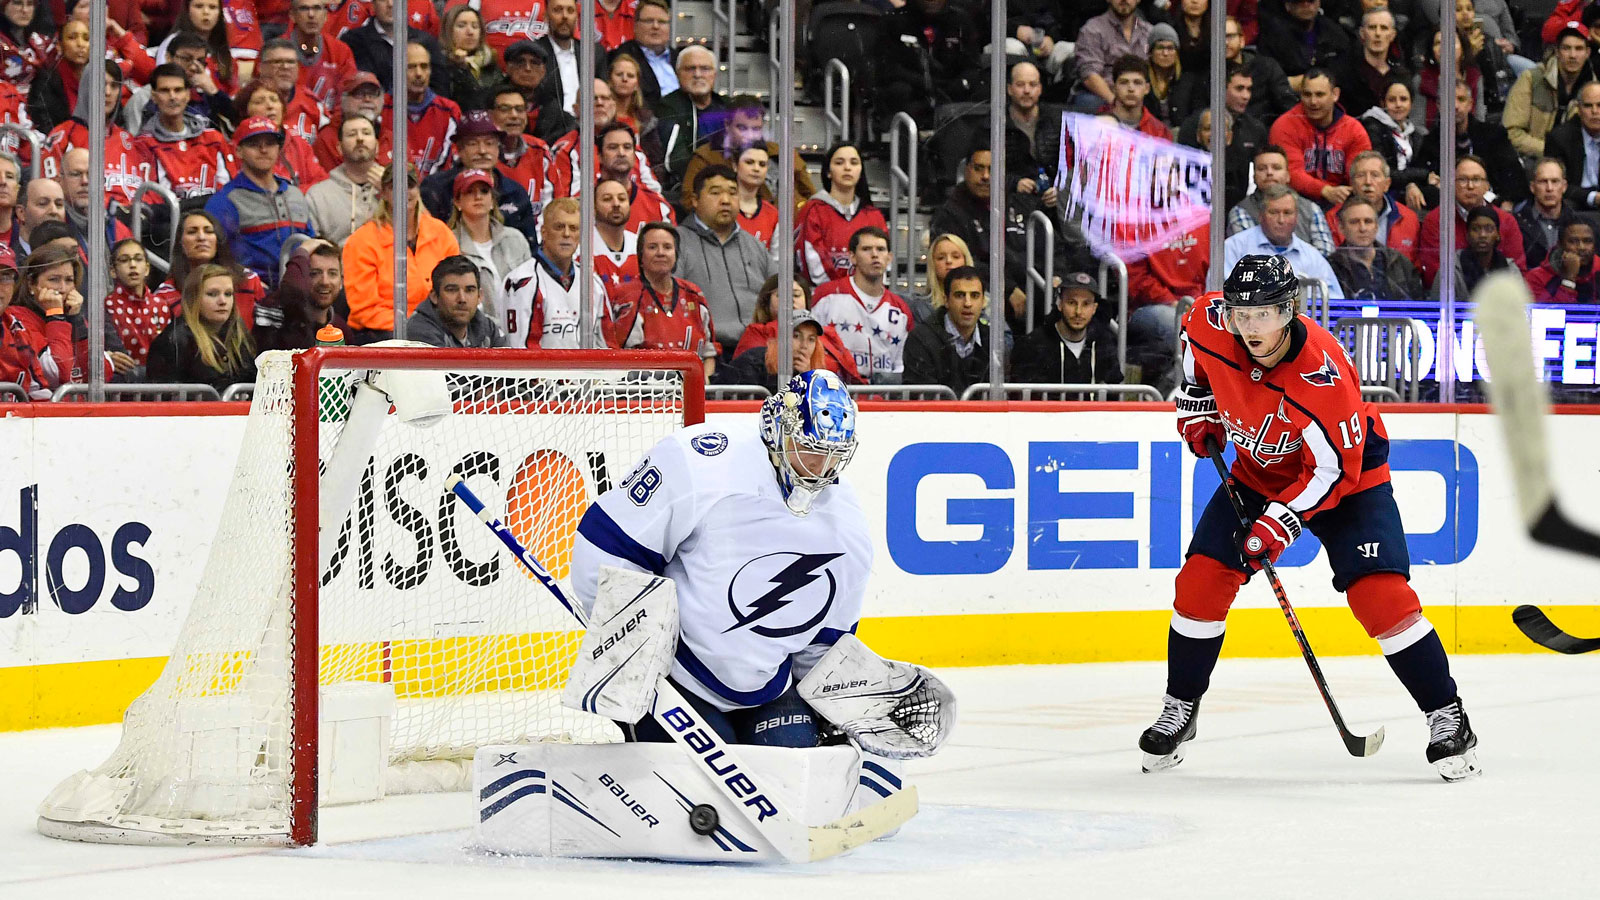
[1459,176,1488,185]
[114,255,145,265]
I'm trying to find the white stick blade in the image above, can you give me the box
[1474,271,1555,525]
[807,785,919,862]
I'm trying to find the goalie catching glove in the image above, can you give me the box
[797,634,956,759]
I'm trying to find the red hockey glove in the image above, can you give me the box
[1242,502,1302,570]
[1175,382,1225,458]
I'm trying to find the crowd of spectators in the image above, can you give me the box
[3,0,1600,402]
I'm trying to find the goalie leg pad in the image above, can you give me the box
[797,634,956,759]
[561,566,679,723]
[473,742,863,862]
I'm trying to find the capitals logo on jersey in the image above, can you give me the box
[724,551,844,638]
[1301,351,1341,387]
[1225,405,1305,468]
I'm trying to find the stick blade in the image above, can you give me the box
[806,785,920,862]
[1474,272,1555,526]
[1512,604,1600,654]
[1342,725,1385,758]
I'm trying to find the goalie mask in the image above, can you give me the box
[1220,254,1300,340]
[760,369,858,516]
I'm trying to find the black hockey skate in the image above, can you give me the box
[1139,694,1200,772]
[1425,696,1481,782]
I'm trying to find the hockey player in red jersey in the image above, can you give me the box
[1141,254,1479,782]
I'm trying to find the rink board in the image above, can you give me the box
[1,403,1598,730]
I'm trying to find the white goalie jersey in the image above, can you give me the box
[571,422,873,713]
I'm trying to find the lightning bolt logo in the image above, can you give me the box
[725,552,843,638]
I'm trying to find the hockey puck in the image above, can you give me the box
[688,804,719,836]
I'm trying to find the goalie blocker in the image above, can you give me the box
[477,568,950,860]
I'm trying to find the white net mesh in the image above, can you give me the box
[37,350,689,843]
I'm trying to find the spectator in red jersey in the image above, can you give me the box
[345,0,451,97]
[478,0,548,61]
[324,0,438,41]
[733,144,777,247]
[26,17,91,133]
[419,109,541,246]
[796,142,888,285]
[0,0,56,98]
[449,167,531,323]
[1268,66,1372,209]
[104,237,170,369]
[593,121,674,233]
[238,77,330,188]
[147,263,258,391]
[0,83,29,174]
[608,52,656,138]
[254,236,346,350]
[220,0,265,81]
[2,243,82,398]
[156,209,268,325]
[486,83,553,214]
[548,78,661,197]
[391,40,462,177]
[305,113,381,245]
[594,0,637,52]
[605,221,718,373]
[440,4,500,112]
[1125,220,1209,377]
[591,176,639,291]
[155,0,243,97]
[810,226,913,383]
[731,274,861,384]
[1526,217,1600,304]
[610,0,674,107]
[715,307,832,393]
[288,0,357,112]
[137,64,238,204]
[0,152,19,253]
[677,164,772,354]
[312,70,391,170]
[252,38,326,145]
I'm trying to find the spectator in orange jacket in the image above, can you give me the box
[1268,67,1372,208]
[341,162,461,343]
[1325,150,1421,265]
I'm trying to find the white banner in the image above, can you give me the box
[1055,112,1213,262]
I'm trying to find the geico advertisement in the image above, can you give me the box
[1,408,1595,669]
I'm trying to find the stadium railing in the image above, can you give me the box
[960,383,1165,402]
[822,57,850,145]
[0,123,40,182]
[706,384,772,400]
[847,384,958,401]
[51,383,222,402]
[1334,316,1425,402]
[887,111,920,295]
[1099,255,1129,370]
[131,181,181,277]
[0,382,28,402]
[1025,210,1055,333]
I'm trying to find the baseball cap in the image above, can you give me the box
[234,116,285,145]
[1558,20,1591,42]
[453,168,496,197]
[790,309,823,335]
[456,109,505,142]
[0,243,16,275]
[341,70,382,94]
[1060,271,1102,301]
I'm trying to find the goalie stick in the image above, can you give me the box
[1474,271,1600,653]
[444,475,918,863]
[1206,440,1386,758]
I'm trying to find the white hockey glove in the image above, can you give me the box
[797,634,956,759]
[561,566,679,722]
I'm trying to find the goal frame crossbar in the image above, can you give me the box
[286,347,705,845]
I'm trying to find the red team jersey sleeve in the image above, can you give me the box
[1180,293,1388,522]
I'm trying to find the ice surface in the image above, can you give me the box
[3,653,1596,898]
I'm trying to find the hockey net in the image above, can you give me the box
[37,347,704,845]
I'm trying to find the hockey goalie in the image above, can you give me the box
[471,370,955,862]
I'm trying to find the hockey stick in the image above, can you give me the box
[1475,270,1600,559]
[1206,440,1385,758]
[1472,272,1600,652]
[445,475,918,863]
[1509,605,1600,654]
